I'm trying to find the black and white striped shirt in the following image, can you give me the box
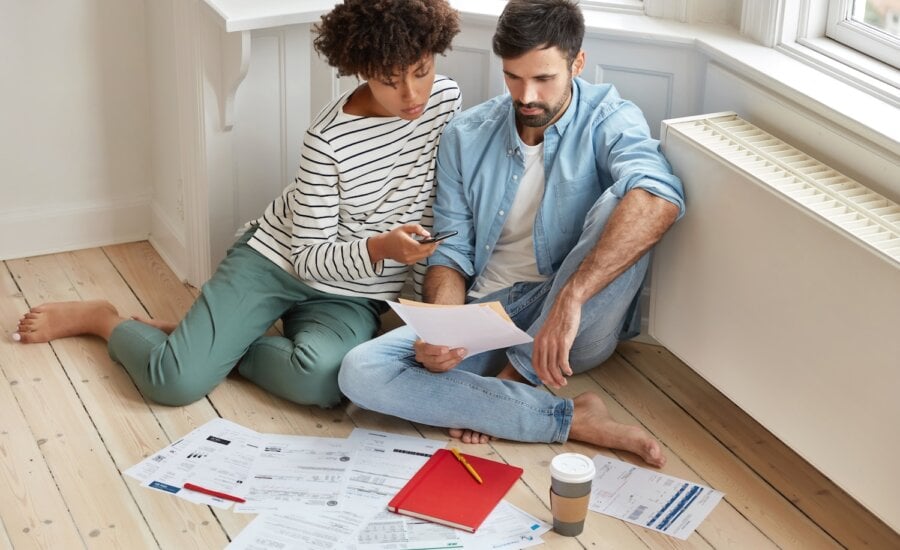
[249,76,461,300]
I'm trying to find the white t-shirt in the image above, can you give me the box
[469,140,549,298]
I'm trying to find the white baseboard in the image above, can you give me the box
[632,319,660,346]
[0,198,152,261]
[148,203,189,283]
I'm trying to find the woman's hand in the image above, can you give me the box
[367,224,439,265]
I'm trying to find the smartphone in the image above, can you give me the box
[418,230,458,244]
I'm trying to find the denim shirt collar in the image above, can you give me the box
[504,77,583,154]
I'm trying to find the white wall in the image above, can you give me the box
[0,0,152,260]
[145,0,189,277]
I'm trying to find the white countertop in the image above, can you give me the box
[202,0,507,32]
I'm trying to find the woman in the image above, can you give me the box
[13,0,462,408]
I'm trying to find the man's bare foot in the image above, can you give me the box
[14,300,124,344]
[448,428,493,444]
[496,363,530,384]
[568,392,666,468]
[131,315,178,334]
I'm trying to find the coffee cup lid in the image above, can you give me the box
[550,453,596,483]
[550,453,597,483]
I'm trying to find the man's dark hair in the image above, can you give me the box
[492,0,585,63]
[313,0,460,80]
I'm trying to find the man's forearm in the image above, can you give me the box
[561,188,679,306]
[423,265,467,305]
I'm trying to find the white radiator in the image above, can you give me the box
[652,112,900,531]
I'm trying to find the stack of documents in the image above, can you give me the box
[125,419,551,549]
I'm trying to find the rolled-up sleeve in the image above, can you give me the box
[599,101,686,219]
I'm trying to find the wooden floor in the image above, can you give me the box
[0,242,897,550]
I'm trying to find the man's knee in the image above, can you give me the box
[338,342,377,405]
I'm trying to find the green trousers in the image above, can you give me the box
[107,229,382,407]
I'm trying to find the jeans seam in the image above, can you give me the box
[405,362,559,417]
[506,281,552,318]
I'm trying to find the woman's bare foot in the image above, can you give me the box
[568,392,666,468]
[14,300,124,344]
[131,315,178,334]
[448,428,493,444]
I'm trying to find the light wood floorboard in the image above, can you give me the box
[1,242,896,549]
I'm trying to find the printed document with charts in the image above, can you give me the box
[388,299,532,358]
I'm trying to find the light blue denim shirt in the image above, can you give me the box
[429,77,685,290]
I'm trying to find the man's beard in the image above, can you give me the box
[514,86,571,128]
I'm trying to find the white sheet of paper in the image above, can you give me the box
[456,501,551,550]
[124,436,188,484]
[234,435,355,514]
[128,418,262,508]
[588,455,724,540]
[388,301,532,358]
[342,428,446,516]
[225,510,364,550]
[352,510,464,549]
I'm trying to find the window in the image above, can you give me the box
[775,0,900,101]
[826,0,900,69]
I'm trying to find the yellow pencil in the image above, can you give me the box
[450,447,483,484]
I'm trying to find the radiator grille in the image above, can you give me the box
[670,114,900,265]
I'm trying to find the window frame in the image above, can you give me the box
[776,0,899,104]
[825,0,900,69]
[578,0,644,13]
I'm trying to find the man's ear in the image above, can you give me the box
[571,50,586,78]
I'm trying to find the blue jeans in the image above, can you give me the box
[339,191,649,442]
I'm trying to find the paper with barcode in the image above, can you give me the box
[588,455,724,540]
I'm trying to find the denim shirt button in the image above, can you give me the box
[499,210,505,216]
[484,245,490,250]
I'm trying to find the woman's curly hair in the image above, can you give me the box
[313,0,460,80]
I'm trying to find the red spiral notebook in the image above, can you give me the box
[387,448,523,532]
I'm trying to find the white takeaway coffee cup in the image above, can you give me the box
[549,453,596,536]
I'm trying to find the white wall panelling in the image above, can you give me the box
[594,65,675,138]
[233,27,312,253]
[444,21,506,108]
[582,37,699,137]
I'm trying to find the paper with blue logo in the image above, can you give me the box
[588,455,724,540]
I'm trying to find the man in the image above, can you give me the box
[340,0,684,467]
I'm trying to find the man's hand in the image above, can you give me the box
[531,293,581,388]
[414,339,466,373]
[367,224,438,265]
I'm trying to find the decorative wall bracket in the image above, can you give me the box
[201,4,250,132]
